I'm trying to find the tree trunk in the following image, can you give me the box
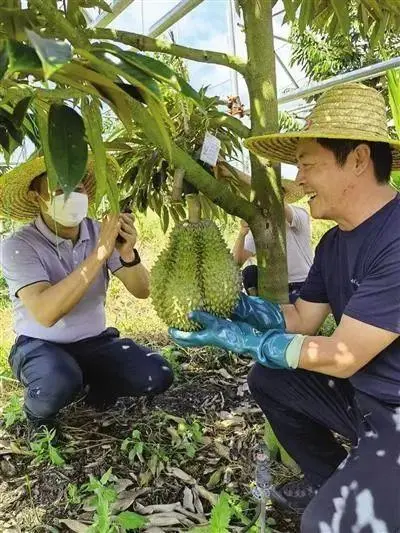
[241,0,289,302]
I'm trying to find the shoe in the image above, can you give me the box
[270,478,318,513]
[25,415,61,445]
[84,390,117,411]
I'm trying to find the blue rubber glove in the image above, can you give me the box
[231,293,286,332]
[169,311,305,370]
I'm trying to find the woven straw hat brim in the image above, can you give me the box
[282,178,304,203]
[244,132,400,170]
[244,82,400,170]
[0,156,97,221]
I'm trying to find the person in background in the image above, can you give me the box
[232,179,313,302]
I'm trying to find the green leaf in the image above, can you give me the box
[35,104,58,190]
[90,49,162,101]
[115,511,147,529]
[79,0,112,11]
[48,104,88,195]
[0,46,8,79]
[49,444,65,466]
[370,11,389,48]
[100,467,113,485]
[298,0,313,32]
[95,44,202,105]
[209,492,231,533]
[12,96,32,128]
[26,30,72,79]
[161,205,169,233]
[6,40,41,74]
[282,0,296,20]
[387,69,400,134]
[330,0,350,34]
[81,96,107,206]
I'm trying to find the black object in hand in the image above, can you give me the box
[116,206,132,244]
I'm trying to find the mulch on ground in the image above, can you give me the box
[0,348,301,532]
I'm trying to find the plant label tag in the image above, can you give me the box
[200,132,221,167]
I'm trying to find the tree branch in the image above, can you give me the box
[211,112,250,138]
[84,27,248,77]
[29,0,89,48]
[128,98,256,220]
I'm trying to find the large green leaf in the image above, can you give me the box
[298,0,314,32]
[48,104,88,195]
[12,96,32,128]
[88,48,162,102]
[93,43,202,105]
[330,0,350,34]
[81,96,107,206]
[35,104,60,191]
[6,40,41,74]
[26,30,72,79]
[80,49,172,152]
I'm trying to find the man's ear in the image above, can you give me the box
[353,144,370,176]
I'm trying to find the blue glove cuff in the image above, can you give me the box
[245,329,305,370]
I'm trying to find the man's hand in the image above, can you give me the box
[232,293,286,331]
[169,310,304,369]
[96,214,121,262]
[116,213,138,261]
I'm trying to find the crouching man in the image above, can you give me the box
[0,157,173,434]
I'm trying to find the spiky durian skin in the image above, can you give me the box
[200,220,241,317]
[150,220,240,331]
[151,222,203,331]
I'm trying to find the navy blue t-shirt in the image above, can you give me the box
[301,194,400,403]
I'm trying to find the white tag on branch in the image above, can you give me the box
[200,132,221,166]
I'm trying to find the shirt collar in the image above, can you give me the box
[34,215,90,246]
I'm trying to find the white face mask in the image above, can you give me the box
[44,192,88,227]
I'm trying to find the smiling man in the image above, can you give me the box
[169,83,400,532]
[0,157,173,437]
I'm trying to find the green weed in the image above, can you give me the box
[30,428,65,466]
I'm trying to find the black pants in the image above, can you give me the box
[9,328,174,422]
[242,265,303,304]
[248,365,400,532]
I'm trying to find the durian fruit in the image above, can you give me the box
[150,216,241,331]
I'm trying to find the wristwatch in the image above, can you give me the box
[120,248,141,268]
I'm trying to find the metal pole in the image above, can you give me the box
[227,0,239,96]
[90,0,137,28]
[275,50,299,88]
[148,0,204,38]
[278,55,400,104]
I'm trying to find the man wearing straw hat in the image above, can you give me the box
[0,157,173,436]
[170,83,400,531]
[232,178,312,301]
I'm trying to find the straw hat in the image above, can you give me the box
[0,156,97,221]
[213,160,305,203]
[244,83,400,170]
[281,178,304,203]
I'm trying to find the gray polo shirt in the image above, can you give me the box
[244,205,313,283]
[0,216,122,343]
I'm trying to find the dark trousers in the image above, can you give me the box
[248,365,400,533]
[9,328,173,422]
[242,265,303,304]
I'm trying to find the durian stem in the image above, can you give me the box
[186,194,201,223]
[172,168,185,202]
